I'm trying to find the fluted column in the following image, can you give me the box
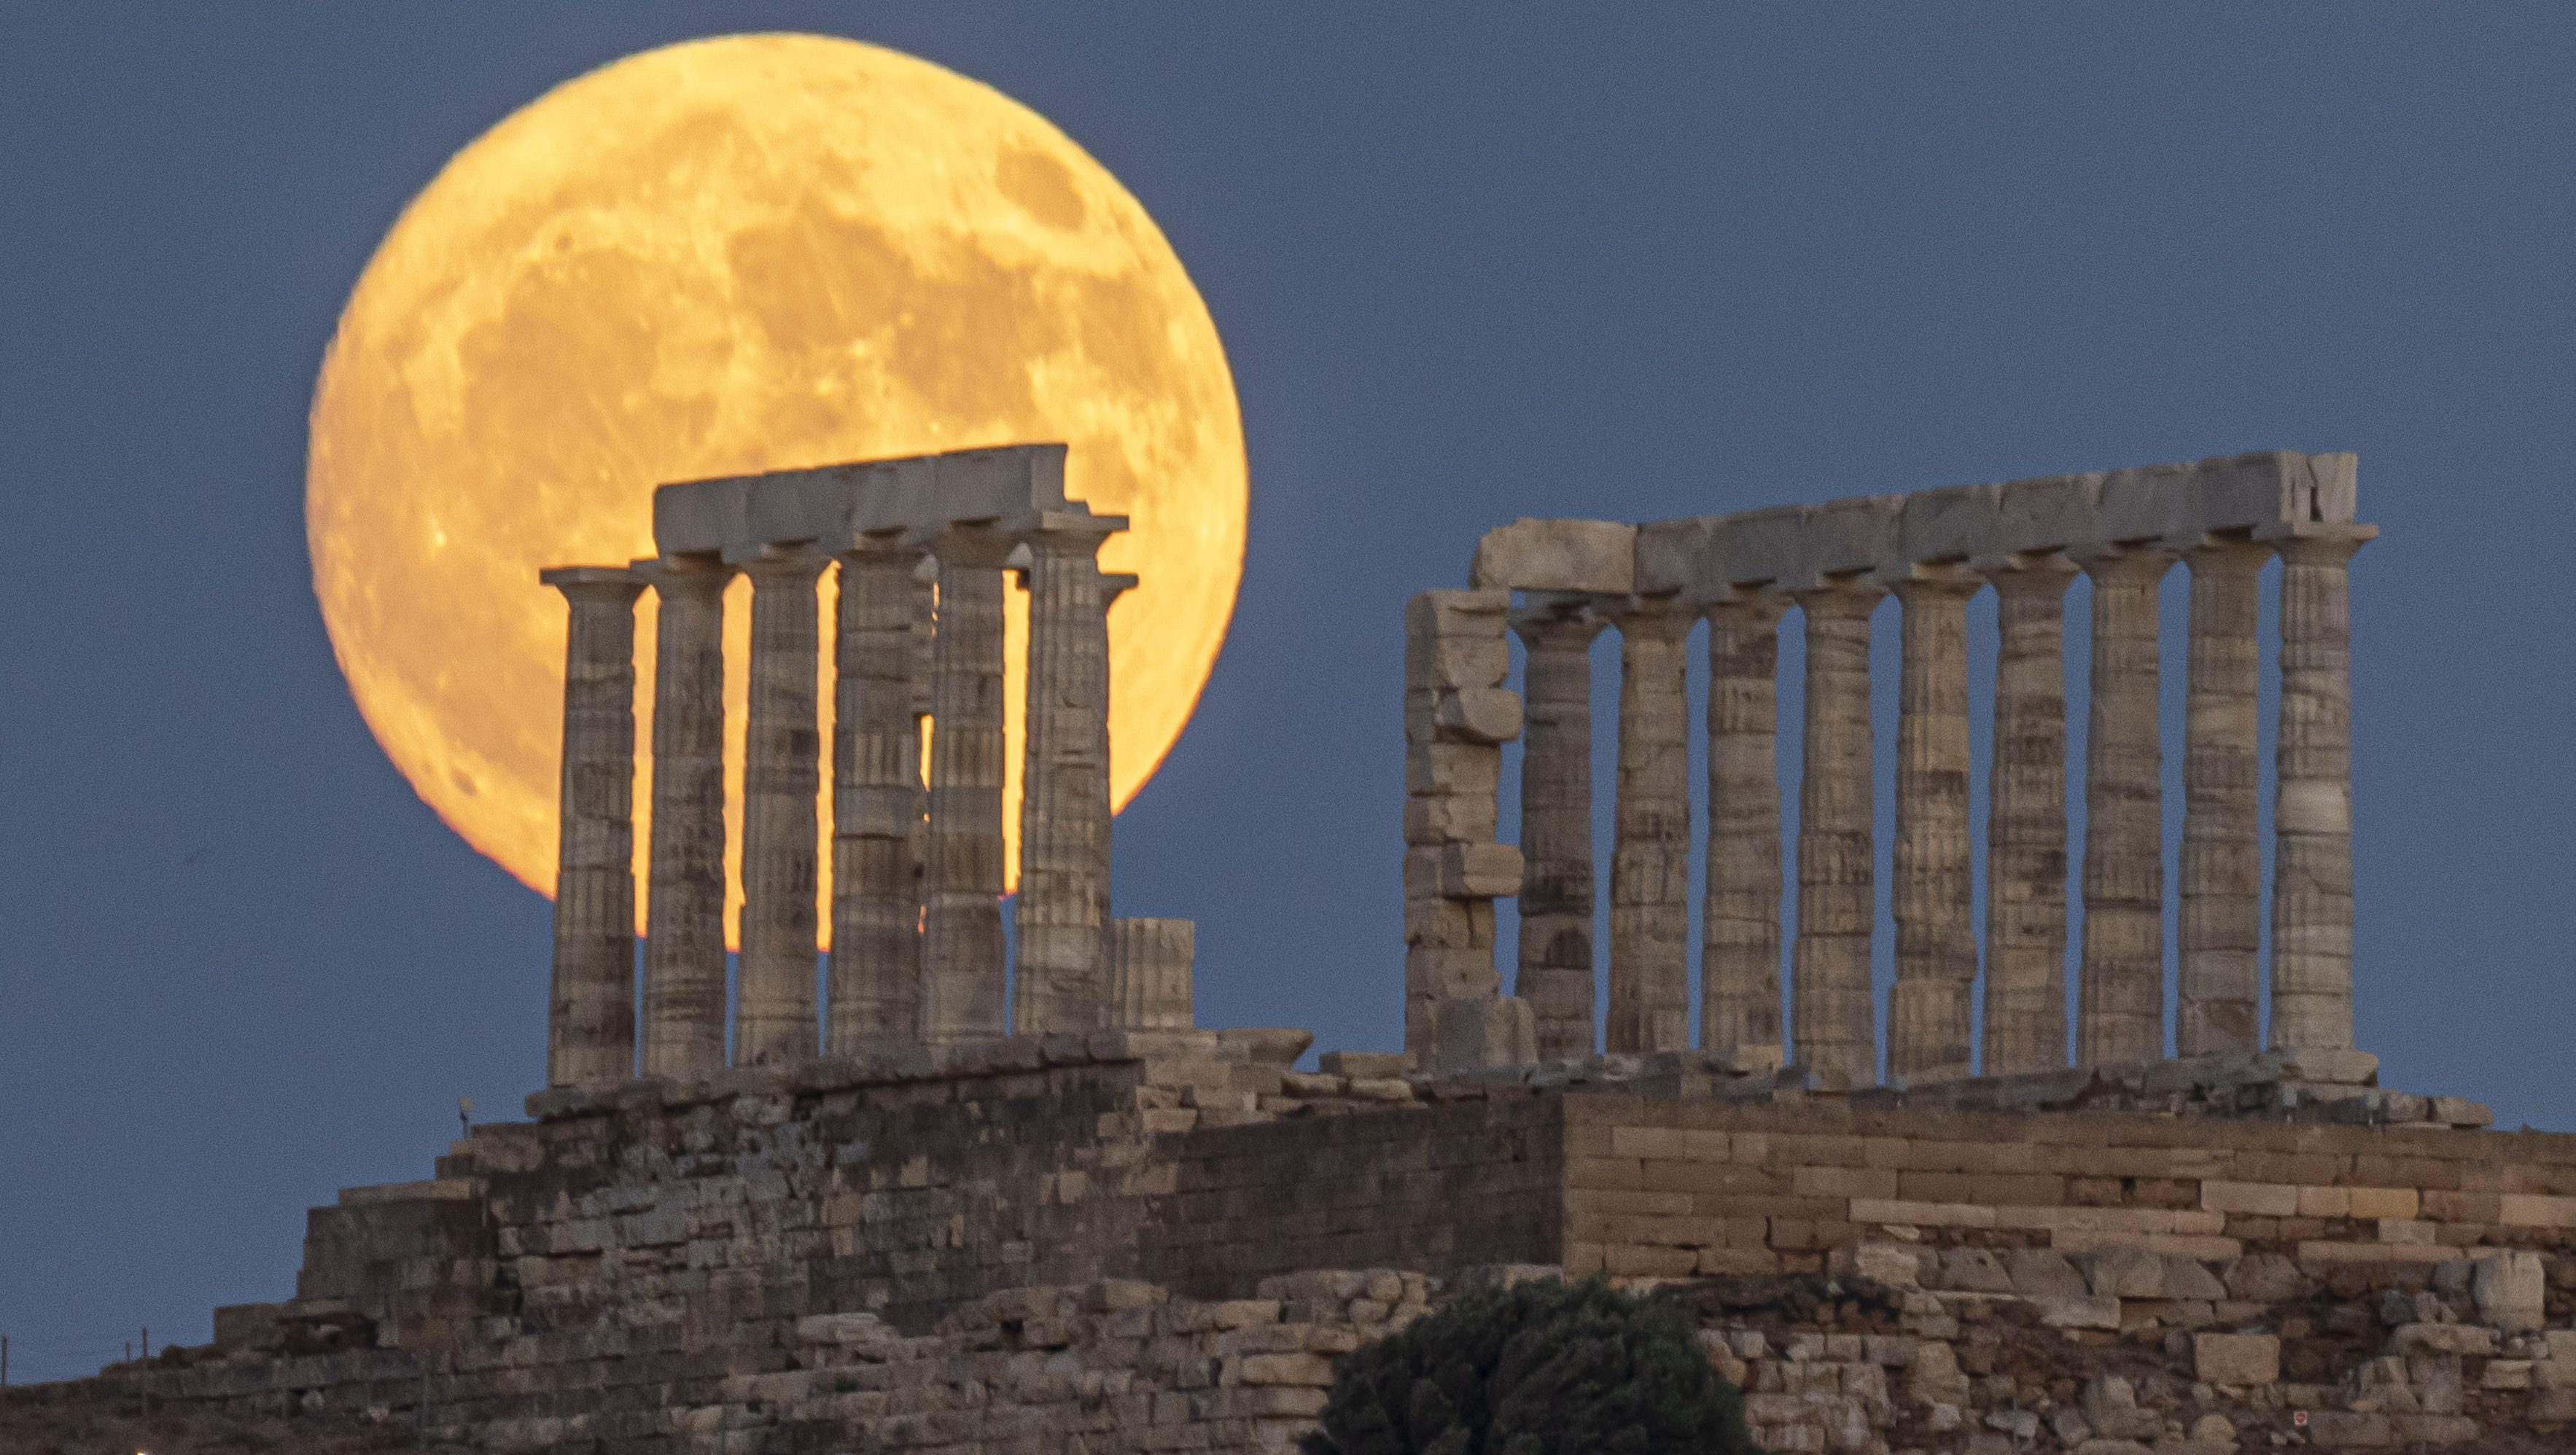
[1014,519,1123,1037]
[2270,528,2371,1053]
[1888,572,1977,1083]
[1511,600,1606,1061]
[1792,580,1884,1081]
[734,551,826,1067]
[1605,600,1692,1054]
[919,525,1015,1042]
[541,569,643,1088]
[2076,547,2173,1065]
[2178,537,2269,1057]
[828,545,927,1053]
[639,557,732,1077]
[1980,556,2074,1075]
[1702,595,1787,1068]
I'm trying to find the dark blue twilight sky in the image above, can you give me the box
[4,4,2572,1381]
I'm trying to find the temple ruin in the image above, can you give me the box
[1404,449,2374,1094]
[537,442,1192,1092]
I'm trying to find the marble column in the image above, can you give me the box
[639,556,732,1077]
[2179,537,2270,1058]
[735,551,826,1067]
[2269,528,2371,1053]
[828,545,927,1054]
[1606,600,1693,1054]
[1792,580,1884,1082]
[919,526,1015,1043]
[1013,519,1123,1037]
[1888,573,1978,1084]
[2077,547,2174,1066]
[1511,600,1605,1061]
[1980,556,2075,1076]
[542,569,642,1088]
[1702,595,1787,1068]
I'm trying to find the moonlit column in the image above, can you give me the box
[2179,537,2269,1058]
[919,525,1015,1043]
[1888,572,1977,1084]
[1605,598,1692,1055]
[1792,580,1884,1082]
[1701,595,1786,1068]
[541,568,643,1088]
[2077,546,2174,1066]
[2269,528,2372,1053]
[1013,518,1123,1037]
[828,543,927,1053]
[1511,600,1606,1061]
[734,550,826,1068]
[1980,555,2074,1076]
[639,556,732,1077]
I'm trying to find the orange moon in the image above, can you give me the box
[306,34,1245,944]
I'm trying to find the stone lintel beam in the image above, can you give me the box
[655,442,1075,561]
[735,547,828,1069]
[540,566,644,1089]
[633,553,734,1078]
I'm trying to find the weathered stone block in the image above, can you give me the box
[1433,996,1536,1074]
[1433,687,1522,744]
[1470,518,1636,594]
[1437,843,1524,900]
[2472,1249,2545,1333]
[2192,1333,2279,1386]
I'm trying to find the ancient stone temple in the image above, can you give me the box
[537,442,1195,1088]
[1409,450,2373,1091]
[23,448,2576,1455]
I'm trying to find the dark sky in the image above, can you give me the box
[5,3,2574,1382]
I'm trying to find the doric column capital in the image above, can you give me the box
[540,565,645,606]
[2260,522,2375,565]
[739,547,830,585]
[1877,558,1980,598]
[1509,593,1609,647]
[2069,540,2178,581]
[1599,593,1697,635]
[916,520,1022,569]
[1791,575,1887,620]
[1703,589,1790,629]
[2173,533,2275,576]
[629,553,734,601]
[1979,549,2080,598]
[1102,572,1140,606]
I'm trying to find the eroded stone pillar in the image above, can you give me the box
[1606,600,1692,1054]
[1792,580,1884,1081]
[542,568,643,1088]
[1888,572,1978,1084]
[919,526,1014,1043]
[735,552,826,1067]
[2270,528,2371,1053]
[1110,917,1194,1031]
[828,545,926,1054]
[1702,595,1787,1068]
[639,557,731,1077]
[1013,519,1123,1037]
[1401,589,1520,1066]
[2179,537,2270,1058]
[1511,599,1605,1061]
[1980,556,2074,1076]
[2077,547,2174,1066]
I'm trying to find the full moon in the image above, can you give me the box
[308,34,1245,945]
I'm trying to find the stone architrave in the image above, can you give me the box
[2268,527,2373,1053]
[1791,578,1885,1082]
[637,555,732,1078]
[540,568,643,1088]
[828,542,927,1054]
[1509,598,1606,1061]
[1887,571,1978,1083]
[1013,515,1126,1037]
[1980,555,2075,1076]
[735,551,827,1068]
[1702,594,1787,1069]
[918,524,1016,1044]
[2178,537,2270,1057]
[2076,545,2174,1066]
[1604,598,1693,1055]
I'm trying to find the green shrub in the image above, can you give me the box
[1300,1276,1760,1455]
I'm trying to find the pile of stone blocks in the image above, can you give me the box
[1401,588,1533,1072]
